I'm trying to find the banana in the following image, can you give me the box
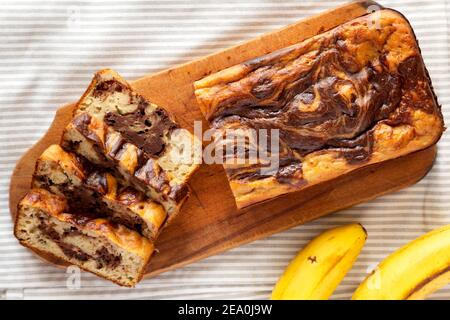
[353,224,450,300]
[271,223,367,300]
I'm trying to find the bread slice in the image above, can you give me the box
[32,144,167,241]
[61,69,200,219]
[14,188,154,287]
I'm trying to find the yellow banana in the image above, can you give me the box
[353,224,450,300]
[271,223,367,300]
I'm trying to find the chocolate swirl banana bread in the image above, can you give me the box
[14,188,154,287]
[194,9,444,209]
[33,144,167,240]
[15,69,200,286]
[62,69,200,218]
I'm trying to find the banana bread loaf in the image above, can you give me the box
[194,9,444,209]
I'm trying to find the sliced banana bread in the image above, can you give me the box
[14,188,154,287]
[32,144,167,240]
[62,69,200,218]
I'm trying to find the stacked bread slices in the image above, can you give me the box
[14,69,200,286]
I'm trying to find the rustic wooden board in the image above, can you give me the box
[9,0,438,279]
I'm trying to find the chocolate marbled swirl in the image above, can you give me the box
[194,9,444,209]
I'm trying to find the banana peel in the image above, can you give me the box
[353,224,450,300]
[271,223,367,300]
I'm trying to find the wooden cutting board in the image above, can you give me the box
[8,0,438,279]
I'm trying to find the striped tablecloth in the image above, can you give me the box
[1,0,449,300]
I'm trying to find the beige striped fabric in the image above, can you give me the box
[1,0,449,300]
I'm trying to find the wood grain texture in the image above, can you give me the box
[8,0,439,278]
